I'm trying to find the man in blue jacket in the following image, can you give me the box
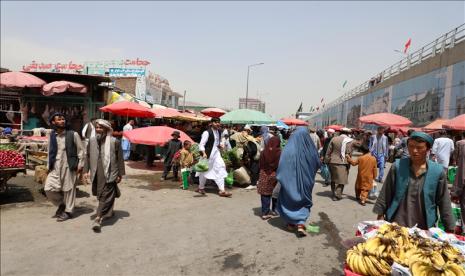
[373,132,455,231]
[369,126,389,182]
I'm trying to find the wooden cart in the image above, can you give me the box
[0,167,26,192]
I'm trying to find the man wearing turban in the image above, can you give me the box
[84,119,125,232]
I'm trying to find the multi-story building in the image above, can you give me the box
[238,98,265,112]
[394,89,441,126]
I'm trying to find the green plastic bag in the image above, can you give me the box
[448,167,457,184]
[225,171,234,186]
[194,158,209,172]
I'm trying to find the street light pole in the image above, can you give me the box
[245,62,264,109]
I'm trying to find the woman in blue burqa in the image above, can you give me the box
[276,126,321,237]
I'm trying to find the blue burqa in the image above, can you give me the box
[277,127,321,225]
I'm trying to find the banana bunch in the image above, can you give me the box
[346,243,391,275]
[442,243,465,265]
[410,260,465,276]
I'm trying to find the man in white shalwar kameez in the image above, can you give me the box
[196,118,232,197]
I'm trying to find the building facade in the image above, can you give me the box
[238,98,265,112]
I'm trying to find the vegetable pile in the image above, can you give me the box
[0,150,25,168]
[0,144,17,151]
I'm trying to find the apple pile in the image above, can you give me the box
[0,150,25,168]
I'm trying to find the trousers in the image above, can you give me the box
[260,195,277,215]
[331,182,345,198]
[199,174,224,191]
[46,188,76,213]
[162,163,179,179]
[375,154,385,182]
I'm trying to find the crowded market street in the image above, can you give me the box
[1,162,385,276]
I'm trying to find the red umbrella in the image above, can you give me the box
[123,126,194,146]
[201,107,226,118]
[281,118,309,126]
[443,114,465,130]
[152,107,182,118]
[42,80,87,96]
[359,112,412,127]
[100,101,156,118]
[325,124,344,131]
[0,71,46,88]
[423,118,448,130]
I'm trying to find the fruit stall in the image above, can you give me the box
[0,141,26,192]
[344,221,465,276]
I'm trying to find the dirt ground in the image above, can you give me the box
[1,160,384,276]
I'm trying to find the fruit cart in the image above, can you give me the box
[0,167,26,192]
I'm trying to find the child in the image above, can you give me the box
[346,145,377,206]
[179,140,194,190]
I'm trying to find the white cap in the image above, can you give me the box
[327,128,335,134]
[244,125,252,131]
[341,127,351,133]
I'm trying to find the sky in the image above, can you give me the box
[1,1,464,118]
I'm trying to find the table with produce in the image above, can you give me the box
[0,142,26,192]
[344,221,465,276]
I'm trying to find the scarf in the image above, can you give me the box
[260,126,270,145]
[259,136,281,173]
[81,122,96,139]
[96,119,113,179]
[340,134,353,162]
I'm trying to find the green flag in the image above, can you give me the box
[342,80,348,88]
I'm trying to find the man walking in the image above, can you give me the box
[122,120,134,160]
[44,113,84,221]
[309,127,321,150]
[324,128,353,200]
[85,119,125,232]
[161,131,182,181]
[369,126,388,182]
[432,130,454,171]
[373,132,455,231]
[196,118,232,197]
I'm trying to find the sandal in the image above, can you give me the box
[218,191,232,197]
[297,225,307,237]
[195,188,206,195]
[287,224,297,231]
[261,214,273,220]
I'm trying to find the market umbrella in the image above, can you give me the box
[201,107,226,118]
[423,118,449,130]
[42,80,87,96]
[174,112,211,122]
[100,101,156,118]
[276,120,290,129]
[123,126,194,146]
[359,112,412,127]
[443,114,465,131]
[0,71,46,88]
[220,109,275,124]
[281,118,309,126]
[325,124,344,131]
[152,107,182,119]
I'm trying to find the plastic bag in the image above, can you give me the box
[233,166,251,185]
[368,182,379,199]
[225,171,234,186]
[194,158,209,172]
[448,166,457,184]
[320,163,330,183]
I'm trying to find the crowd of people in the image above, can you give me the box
[42,113,465,237]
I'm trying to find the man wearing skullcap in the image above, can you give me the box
[373,132,455,231]
[84,119,125,232]
[44,112,84,222]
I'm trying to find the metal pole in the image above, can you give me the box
[245,66,250,109]
[183,90,186,111]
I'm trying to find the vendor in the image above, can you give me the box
[373,132,455,232]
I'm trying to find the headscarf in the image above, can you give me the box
[260,126,270,145]
[276,127,321,225]
[259,136,281,173]
[96,119,113,180]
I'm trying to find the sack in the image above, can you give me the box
[234,166,251,185]
[194,158,209,172]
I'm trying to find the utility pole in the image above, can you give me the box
[183,90,186,111]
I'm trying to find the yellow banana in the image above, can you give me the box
[363,255,380,276]
[444,262,465,276]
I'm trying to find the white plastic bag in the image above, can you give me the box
[233,166,251,185]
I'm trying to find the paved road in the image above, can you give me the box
[1,161,389,276]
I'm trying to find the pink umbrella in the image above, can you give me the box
[42,80,87,96]
[0,71,46,88]
[281,118,309,126]
[201,107,226,118]
[100,101,156,118]
[359,112,412,127]
[152,107,182,118]
[443,114,465,131]
[123,126,194,146]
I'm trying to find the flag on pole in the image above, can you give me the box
[316,106,320,111]
[323,103,325,108]
[342,80,348,88]
[297,102,303,113]
[309,106,313,112]
[320,98,324,103]
[404,38,411,53]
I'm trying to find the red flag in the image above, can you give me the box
[320,98,324,103]
[316,107,320,111]
[404,38,411,53]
